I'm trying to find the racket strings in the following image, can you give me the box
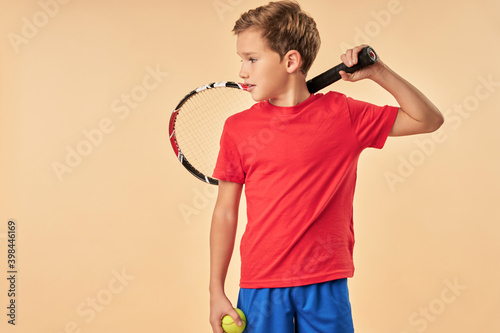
[174,86,255,178]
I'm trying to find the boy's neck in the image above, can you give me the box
[268,79,310,107]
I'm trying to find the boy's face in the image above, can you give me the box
[236,29,289,103]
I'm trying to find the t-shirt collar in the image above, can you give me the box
[263,93,320,115]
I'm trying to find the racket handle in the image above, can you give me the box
[306,46,378,94]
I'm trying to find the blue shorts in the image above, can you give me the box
[237,279,354,333]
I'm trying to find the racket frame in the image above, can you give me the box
[169,81,248,185]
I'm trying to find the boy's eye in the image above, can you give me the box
[249,58,257,63]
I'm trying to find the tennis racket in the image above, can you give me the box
[169,46,378,185]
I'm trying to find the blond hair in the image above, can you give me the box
[233,0,321,75]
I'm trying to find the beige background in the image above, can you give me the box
[1,0,499,332]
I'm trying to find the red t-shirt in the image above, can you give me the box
[213,91,398,289]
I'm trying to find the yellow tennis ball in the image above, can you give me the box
[222,308,246,333]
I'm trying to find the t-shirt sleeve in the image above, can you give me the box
[212,119,246,184]
[346,96,399,149]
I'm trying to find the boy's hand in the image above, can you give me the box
[210,293,243,333]
[339,44,385,82]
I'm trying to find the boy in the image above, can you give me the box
[209,1,443,332]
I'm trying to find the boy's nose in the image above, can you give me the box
[239,65,249,80]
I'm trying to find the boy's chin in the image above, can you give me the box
[250,89,275,102]
[250,92,267,102]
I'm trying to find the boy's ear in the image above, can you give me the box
[284,50,303,74]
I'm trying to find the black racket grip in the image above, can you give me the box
[306,46,378,94]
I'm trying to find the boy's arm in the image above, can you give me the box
[209,180,244,333]
[340,45,444,136]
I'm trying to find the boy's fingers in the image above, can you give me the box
[228,308,243,326]
[342,49,353,67]
[351,49,358,66]
[342,44,369,67]
[339,70,352,81]
[351,45,367,65]
[210,320,224,333]
[210,313,226,333]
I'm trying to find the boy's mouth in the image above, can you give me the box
[243,83,256,91]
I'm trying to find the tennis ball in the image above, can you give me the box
[222,308,246,333]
